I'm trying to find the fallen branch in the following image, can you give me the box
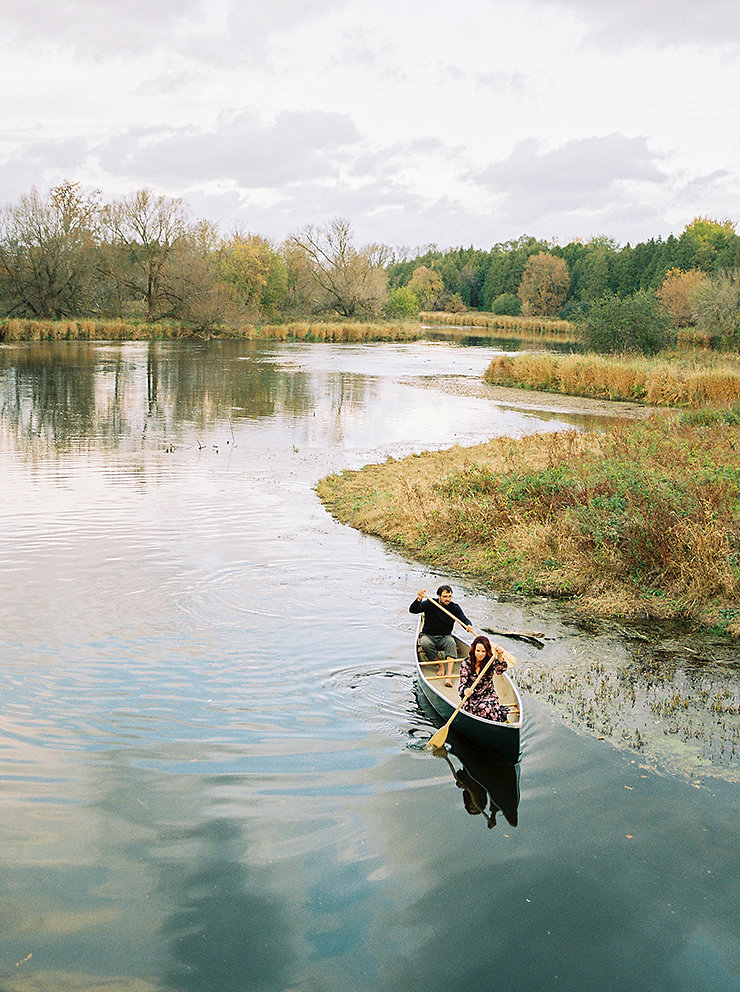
[482,627,547,648]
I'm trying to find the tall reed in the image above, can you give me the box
[419,311,577,339]
[484,352,740,408]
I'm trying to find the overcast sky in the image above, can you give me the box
[2,0,739,250]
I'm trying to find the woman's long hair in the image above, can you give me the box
[468,635,492,674]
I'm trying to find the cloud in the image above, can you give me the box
[94,111,361,188]
[0,0,203,54]
[531,0,740,48]
[0,0,344,61]
[476,133,668,210]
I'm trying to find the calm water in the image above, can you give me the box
[0,339,737,992]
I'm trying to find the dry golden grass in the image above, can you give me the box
[0,318,255,341]
[254,320,422,341]
[484,352,740,408]
[0,317,427,343]
[316,416,740,635]
[419,311,577,340]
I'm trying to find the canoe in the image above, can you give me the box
[414,613,523,763]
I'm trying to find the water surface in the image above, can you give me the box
[1,339,737,992]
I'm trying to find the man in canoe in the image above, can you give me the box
[410,585,475,687]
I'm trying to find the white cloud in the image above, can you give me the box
[0,0,738,248]
[531,0,740,48]
[96,111,361,187]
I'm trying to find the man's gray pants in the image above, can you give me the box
[420,633,457,661]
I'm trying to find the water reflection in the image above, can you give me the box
[440,730,520,828]
[1,339,738,992]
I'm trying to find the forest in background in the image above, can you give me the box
[1,182,739,351]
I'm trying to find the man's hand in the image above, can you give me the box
[465,624,475,635]
[416,589,426,602]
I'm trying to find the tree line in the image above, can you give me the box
[1,182,739,348]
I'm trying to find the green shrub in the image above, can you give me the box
[491,292,522,316]
[582,290,674,355]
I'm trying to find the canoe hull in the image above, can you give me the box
[414,616,523,763]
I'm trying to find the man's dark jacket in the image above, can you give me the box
[409,596,470,636]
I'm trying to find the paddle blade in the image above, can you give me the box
[425,725,449,750]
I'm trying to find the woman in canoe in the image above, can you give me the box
[459,635,509,723]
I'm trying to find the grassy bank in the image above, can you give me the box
[316,412,740,636]
[253,320,421,341]
[420,310,577,340]
[0,317,235,341]
[0,316,429,343]
[484,351,740,408]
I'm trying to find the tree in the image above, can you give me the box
[491,293,521,316]
[385,285,419,317]
[480,236,546,310]
[220,232,288,319]
[578,238,615,301]
[517,251,570,316]
[582,291,673,355]
[0,181,101,318]
[657,268,707,326]
[101,189,189,319]
[407,265,445,310]
[679,216,739,273]
[287,218,389,318]
[164,220,242,331]
[691,269,740,346]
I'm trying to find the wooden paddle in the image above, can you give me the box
[424,594,474,633]
[424,652,498,750]
[424,595,517,667]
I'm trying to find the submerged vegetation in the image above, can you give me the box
[317,412,740,636]
[514,650,740,780]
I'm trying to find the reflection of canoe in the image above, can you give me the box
[445,727,520,827]
[414,614,523,763]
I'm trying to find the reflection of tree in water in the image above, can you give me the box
[0,340,350,454]
[0,341,99,445]
[159,818,296,992]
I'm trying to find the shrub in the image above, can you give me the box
[385,286,420,317]
[582,290,674,355]
[491,293,522,316]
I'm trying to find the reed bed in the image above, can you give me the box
[254,320,422,342]
[484,352,740,408]
[316,414,740,635]
[0,317,254,341]
[0,317,426,344]
[419,310,577,339]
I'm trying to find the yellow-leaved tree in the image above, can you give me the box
[517,252,569,316]
[657,268,708,326]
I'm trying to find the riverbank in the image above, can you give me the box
[484,351,740,407]
[316,410,740,637]
[0,314,574,344]
[419,310,577,340]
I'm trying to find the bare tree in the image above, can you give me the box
[288,218,389,318]
[0,181,100,318]
[101,189,189,319]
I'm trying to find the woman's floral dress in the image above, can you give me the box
[458,654,509,723]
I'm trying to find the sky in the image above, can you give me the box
[1,0,739,252]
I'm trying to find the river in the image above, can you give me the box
[1,338,738,992]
